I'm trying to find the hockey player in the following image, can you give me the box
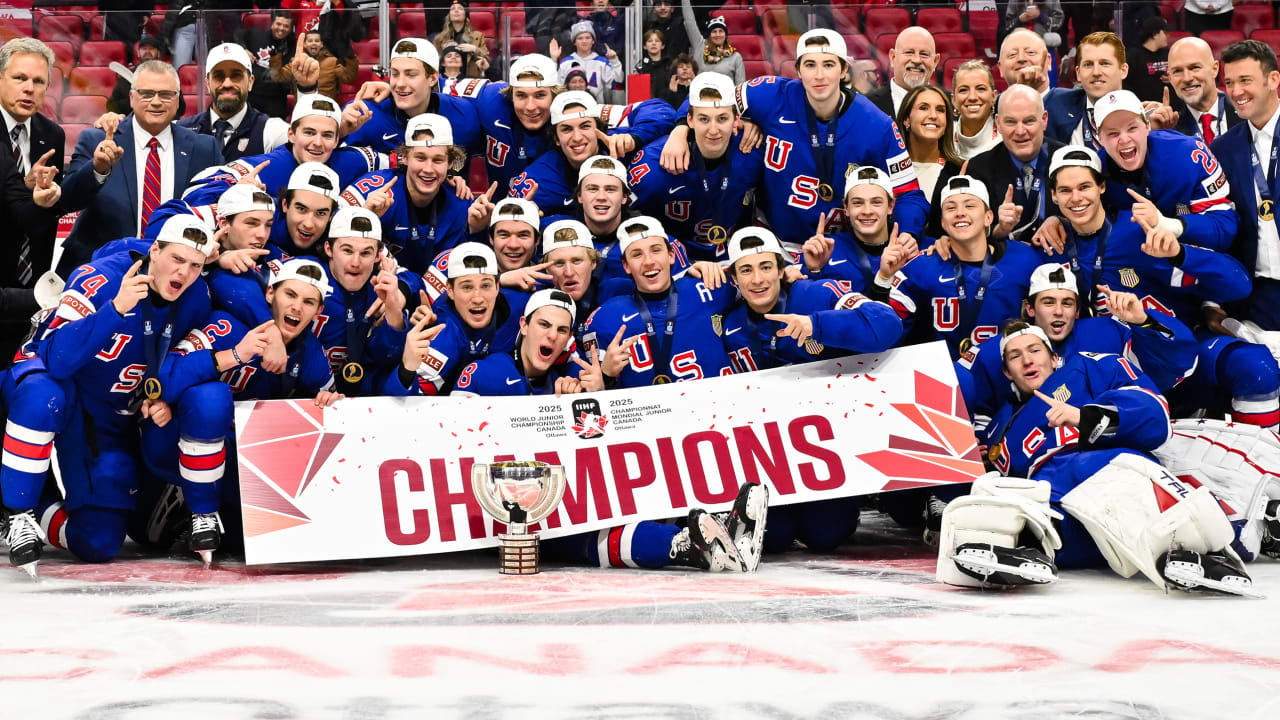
[420,198,547,305]
[340,38,482,154]
[937,321,1257,596]
[660,29,929,250]
[582,216,734,388]
[471,54,563,192]
[509,91,677,209]
[802,166,916,292]
[628,73,764,261]
[541,218,603,348]
[385,242,526,396]
[340,113,474,274]
[865,175,1041,358]
[0,217,236,573]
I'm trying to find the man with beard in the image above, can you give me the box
[865,27,940,120]
[178,43,290,162]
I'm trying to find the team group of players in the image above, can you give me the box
[2,26,1279,595]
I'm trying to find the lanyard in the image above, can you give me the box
[1012,149,1047,240]
[512,346,553,395]
[803,96,840,198]
[691,141,734,227]
[343,304,368,368]
[140,294,173,400]
[742,290,788,369]
[279,344,305,398]
[952,248,995,340]
[464,300,499,358]
[1196,95,1226,141]
[848,239,877,289]
[1248,127,1280,220]
[1063,219,1111,310]
[631,286,679,382]
[410,192,441,253]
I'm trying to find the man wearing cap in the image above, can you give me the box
[386,242,525,397]
[630,72,763,262]
[803,165,909,293]
[582,215,733,388]
[470,55,567,192]
[1167,37,1241,142]
[662,29,928,251]
[0,216,231,573]
[864,27,940,120]
[540,218,603,348]
[554,20,623,103]
[339,37,483,155]
[868,174,1040,359]
[416,197,544,305]
[509,90,676,209]
[182,92,388,211]
[340,113,473,275]
[59,60,223,276]
[178,42,290,163]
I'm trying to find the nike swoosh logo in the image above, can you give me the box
[382,133,398,141]
[394,226,409,231]
[725,327,742,335]
[505,378,522,385]
[494,119,510,129]
[828,259,847,266]
[621,313,640,322]
[937,275,955,283]
[668,185,686,194]
[779,117,796,124]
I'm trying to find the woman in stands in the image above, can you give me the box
[896,84,964,203]
[952,60,1002,160]
[432,0,492,79]
[681,0,743,84]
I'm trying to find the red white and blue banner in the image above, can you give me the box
[235,341,983,565]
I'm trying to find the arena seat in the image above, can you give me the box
[470,11,496,36]
[44,41,76,80]
[1234,6,1276,36]
[863,8,910,40]
[396,12,428,38]
[79,41,127,67]
[1202,30,1246,58]
[934,33,976,60]
[68,66,118,97]
[60,95,107,124]
[744,60,771,80]
[63,123,89,159]
[36,15,84,52]
[714,9,757,35]
[1254,29,1280,55]
[731,35,765,62]
[917,8,963,34]
[178,64,201,95]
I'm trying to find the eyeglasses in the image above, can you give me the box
[133,89,179,101]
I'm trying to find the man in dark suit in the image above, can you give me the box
[58,60,222,275]
[864,27,938,121]
[1045,32,1129,149]
[177,42,289,163]
[0,144,61,362]
[0,38,65,298]
[1209,40,1280,332]
[1168,37,1244,144]
[939,84,1063,243]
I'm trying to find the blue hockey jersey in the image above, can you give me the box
[181,143,387,209]
[338,169,475,274]
[452,349,578,397]
[174,310,334,400]
[342,93,483,155]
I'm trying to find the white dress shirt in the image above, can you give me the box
[889,80,908,118]
[1,106,31,174]
[132,117,175,236]
[1252,103,1280,279]
[1189,100,1228,142]
[209,105,289,154]
[1069,97,1099,147]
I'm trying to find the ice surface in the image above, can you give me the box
[4,513,1279,720]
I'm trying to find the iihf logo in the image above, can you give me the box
[571,398,608,440]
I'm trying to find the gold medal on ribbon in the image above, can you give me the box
[652,374,672,385]
[342,362,365,383]
[707,225,729,245]
[817,183,834,202]
[144,377,162,401]
[1260,199,1275,222]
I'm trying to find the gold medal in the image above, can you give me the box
[652,374,672,385]
[144,377,162,401]
[707,225,728,245]
[1260,199,1275,222]
[817,183,834,202]
[342,362,365,383]
[988,444,1001,463]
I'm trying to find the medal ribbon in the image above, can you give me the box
[631,286,680,382]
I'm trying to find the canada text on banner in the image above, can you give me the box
[235,341,983,565]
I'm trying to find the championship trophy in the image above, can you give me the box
[471,461,567,574]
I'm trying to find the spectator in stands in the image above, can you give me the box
[163,0,210,70]
[526,1,579,57]
[656,54,697,109]
[1185,0,1234,34]
[636,29,670,85]
[282,0,335,37]
[866,26,939,120]
[564,68,590,93]
[681,2,744,85]
[433,1,493,80]
[1002,1,1063,58]
[276,29,358,103]
[850,59,880,96]
[646,0,690,60]
[587,0,625,58]
[1167,37,1242,143]
[438,45,484,93]
[57,61,223,275]
[952,60,1002,161]
[999,28,1054,95]
[178,43,290,163]
[896,85,963,203]
[1124,16,1170,103]
[108,36,171,116]
[553,21,623,103]
[239,11,295,119]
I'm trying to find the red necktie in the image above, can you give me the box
[1200,113,1215,144]
[140,137,161,231]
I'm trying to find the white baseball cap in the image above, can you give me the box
[509,54,560,87]
[939,174,991,209]
[844,165,894,200]
[270,258,333,298]
[490,198,540,232]
[391,37,440,72]
[616,216,668,254]
[1048,144,1103,178]
[328,206,382,242]
[205,42,254,76]
[447,242,500,279]
[577,155,627,186]
[523,288,577,322]
[550,90,599,125]
[404,113,454,147]
[728,227,786,266]
[1028,263,1078,298]
[156,214,216,258]
[796,29,848,64]
[1093,89,1146,130]
[217,183,276,220]
[1000,324,1053,357]
[286,162,340,201]
[688,72,737,109]
[290,93,342,126]
[541,218,594,256]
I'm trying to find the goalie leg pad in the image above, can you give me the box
[936,473,1063,588]
[1060,453,1239,589]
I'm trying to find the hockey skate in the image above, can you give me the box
[669,509,746,572]
[952,543,1058,586]
[1158,549,1265,599]
[922,493,949,547]
[5,510,45,579]
[722,482,768,572]
[189,512,223,569]
[1261,500,1280,560]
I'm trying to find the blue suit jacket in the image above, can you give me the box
[59,116,222,274]
[1173,90,1242,140]
[1044,87,1087,146]
[1210,121,1265,276]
